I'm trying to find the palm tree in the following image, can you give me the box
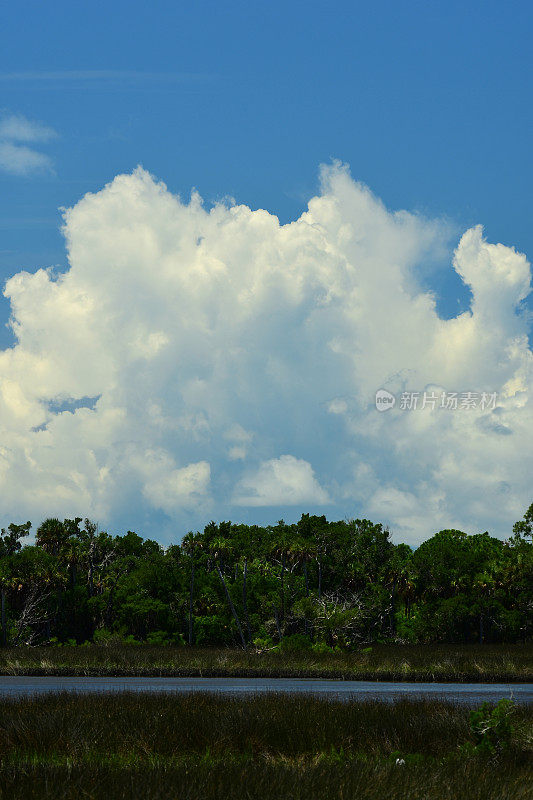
[240,556,252,645]
[291,536,317,636]
[0,575,9,647]
[0,522,31,646]
[210,537,247,650]
[473,563,501,644]
[35,518,68,556]
[313,526,330,602]
[269,521,295,629]
[11,549,58,646]
[182,532,200,646]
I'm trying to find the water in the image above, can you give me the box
[0,677,531,704]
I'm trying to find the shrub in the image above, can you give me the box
[311,642,335,654]
[145,630,185,646]
[193,615,233,646]
[92,628,140,646]
[279,634,313,652]
[469,699,516,756]
[252,636,276,651]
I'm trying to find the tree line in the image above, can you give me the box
[0,505,532,649]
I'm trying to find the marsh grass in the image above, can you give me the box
[0,693,531,799]
[0,693,474,758]
[1,760,532,800]
[0,643,531,681]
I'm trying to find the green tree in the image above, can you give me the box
[0,522,31,646]
[209,535,247,650]
[512,502,533,541]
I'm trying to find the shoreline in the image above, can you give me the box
[1,643,531,683]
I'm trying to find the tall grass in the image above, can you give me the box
[0,643,531,680]
[0,693,530,800]
[0,759,531,800]
[0,693,474,757]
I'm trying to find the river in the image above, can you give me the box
[0,677,531,704]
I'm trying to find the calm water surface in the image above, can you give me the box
[0,677,531,704]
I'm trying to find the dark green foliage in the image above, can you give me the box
[279,633,313,652]
[512,503,533,540]
[0,504,532,649]
[469,699,516,756]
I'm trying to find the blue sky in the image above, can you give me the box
[2,0,532,324]
[0,0,532,542]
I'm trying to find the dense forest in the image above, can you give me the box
[0,505,532,649]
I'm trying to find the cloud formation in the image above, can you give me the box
[0,164,531,543]
[233,456,330,507]
[0,113,56,175]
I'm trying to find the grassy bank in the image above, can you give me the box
[0,643,532,681]
[0,693,531,799]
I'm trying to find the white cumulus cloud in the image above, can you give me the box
[0,163,531,543]
[233,455,330,506]
[138,453,211,514]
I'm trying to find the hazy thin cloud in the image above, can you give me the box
[0,113,57,142]
[0,71,214,83]
[0,113,57,176]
